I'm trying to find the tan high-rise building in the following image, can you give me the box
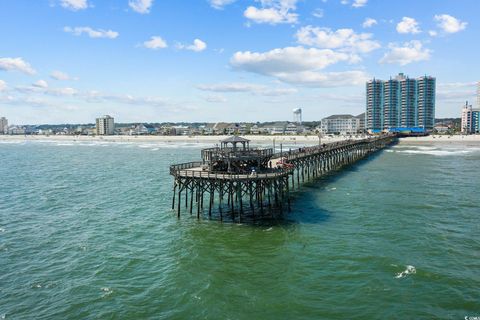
[96,115,115,135]
[0,117,8,134]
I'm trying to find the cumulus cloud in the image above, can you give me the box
[209,0,236,9]
[352,0,367,8]
[244,0,299,25]
[231,46,352,73]
[50,70,75,81]
[0,80,6,91]
[396,17,421,34]
[142,36,168,49]
[379,40,431,66]
[0,57,36,75]
[197,82,298,96]
[362,18,377,28]
[177,39,207,52]
[295,26,380,54]
[33,80,49,88]
[129,0,154,14]
[60,0,89,11]
[230,46,367,87]
[434,14,467,33]
[64,26,119,39]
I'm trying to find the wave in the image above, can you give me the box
[396,149,471,156]
[395,265,416,278]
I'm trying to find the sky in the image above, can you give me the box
[0,0,479,125]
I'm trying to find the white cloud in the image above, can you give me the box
[362,18,377,28]
[230,46,367,87]
[129,0,154,14]
[295,26,380,54]
[51,70,75,81]
[396,17,421,34]
[434,14,467,33]
[270,70,368,87]
[143,36,168,49]
[197,82,297,96]
[177,39,207,52]
[231,46,351,74]
[33,80,49,88]
[64,26,119,39]
[428,30,438,37]
[0,80,6,91]
[0,57,36,75]
[244,0,299,25]
[209,0,236,9]
[312,8,324,18]
[352,0,367,8]
[60,0,89,11]
[204,95,227,103]
[379,40,431,66]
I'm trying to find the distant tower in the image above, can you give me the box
[293,108,302,124]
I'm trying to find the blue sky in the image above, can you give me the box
[0,0,478,124]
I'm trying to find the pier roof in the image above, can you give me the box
[220,135,250,143]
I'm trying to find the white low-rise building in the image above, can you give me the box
[320,114,360,135]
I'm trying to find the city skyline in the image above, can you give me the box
[0,0,479,125]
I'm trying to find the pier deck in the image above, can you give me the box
[170,134,396,221]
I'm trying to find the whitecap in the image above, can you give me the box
[101,287,113,297]
[397,149,470,156]
[395,265,416,278]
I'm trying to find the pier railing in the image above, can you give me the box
[201,147,273,162]
[170,161,292,180]
[271,135,391,161]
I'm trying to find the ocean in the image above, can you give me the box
[1,139,479,319]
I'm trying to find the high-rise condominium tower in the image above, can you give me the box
[96,115,115,135]
[365,73,436,132]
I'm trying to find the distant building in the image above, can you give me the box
[366,79,383,132]
[355,113,365,132]
[8,126,26,135]
[96,115,115,135]
[320,114,360,135]
[366,73,436,133]
[262,122,287,135]
[0,117,8,134]
[461,101,480,134]
[285,122,301,135]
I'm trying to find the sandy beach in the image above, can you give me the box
[1,134,480,145]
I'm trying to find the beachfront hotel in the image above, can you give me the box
[461,101,480,134]
[0,117,8,134]
[366,73,436,133]
[96,115,115,135]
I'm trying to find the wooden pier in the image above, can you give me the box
[170,134,396,222]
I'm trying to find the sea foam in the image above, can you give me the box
[395,265,416,278]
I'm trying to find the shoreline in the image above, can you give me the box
[1,134,480,145]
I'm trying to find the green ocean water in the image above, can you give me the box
[1,139,479,319]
